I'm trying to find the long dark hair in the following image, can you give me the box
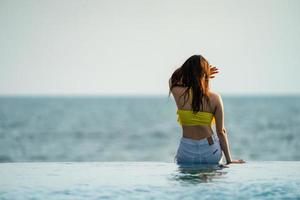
[168,54,211,113]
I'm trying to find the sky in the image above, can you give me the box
[0,0,299,95]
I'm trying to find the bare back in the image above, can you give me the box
[171,86,220,140]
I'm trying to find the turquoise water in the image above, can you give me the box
[0,95,300,162]
[0,161,299,199]
[1,96,300,199]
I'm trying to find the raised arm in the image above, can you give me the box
[214,93,245,164]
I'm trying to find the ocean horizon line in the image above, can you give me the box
[0,93,300,98]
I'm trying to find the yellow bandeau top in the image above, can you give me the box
[177,109,215,126]
[176,88,215,126]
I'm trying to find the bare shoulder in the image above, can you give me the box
[209,91,223,104]
[169,78,187,95]
[170,86,187,97]
[209,91,221,98]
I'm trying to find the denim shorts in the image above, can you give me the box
[174,133,223,164]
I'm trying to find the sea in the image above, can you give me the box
[0,95,299,163]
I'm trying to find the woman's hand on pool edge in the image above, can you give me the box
[226,159,246,164]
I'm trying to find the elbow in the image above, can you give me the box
[216,128,227,137]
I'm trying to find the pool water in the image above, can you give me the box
[0,161,299,199]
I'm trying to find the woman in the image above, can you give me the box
[169,54,245,165]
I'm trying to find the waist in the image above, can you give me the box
[180,133,219,146]
[182,125,213,139]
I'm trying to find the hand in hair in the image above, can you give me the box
[209,66,219,79]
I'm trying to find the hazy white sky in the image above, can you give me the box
[0,0,299,95]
